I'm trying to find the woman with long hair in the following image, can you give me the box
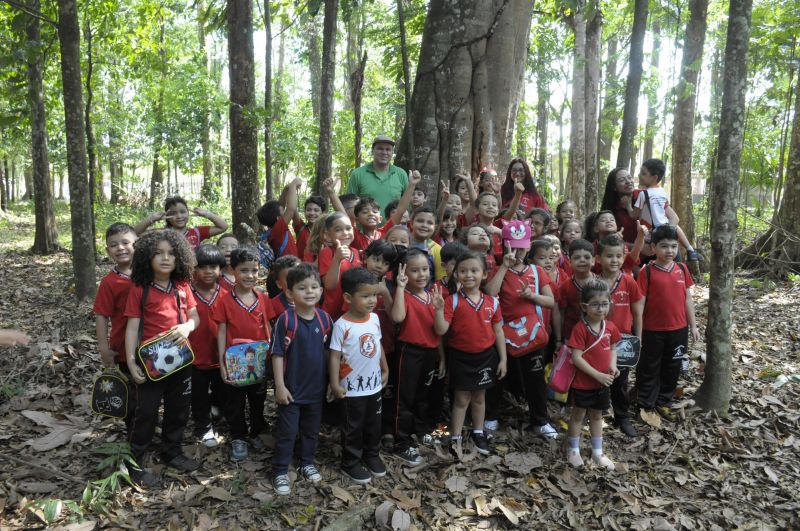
[599,168,639,245]
[500,158,549,214]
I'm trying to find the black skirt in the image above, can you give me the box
[447,345,499,391]
[569,386,610,410]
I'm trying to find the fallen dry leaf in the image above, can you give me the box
[444,475,468,493]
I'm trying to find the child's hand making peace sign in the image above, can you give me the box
[431,283,445,311]
[395,263,408,290]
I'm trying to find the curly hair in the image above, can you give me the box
[131,230,195,286]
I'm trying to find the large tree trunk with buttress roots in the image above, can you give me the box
[396,0,533,200]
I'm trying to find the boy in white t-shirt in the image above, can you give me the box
[633,158,703,262]
[329,267,390,485]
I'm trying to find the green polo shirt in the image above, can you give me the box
[346,163,408,213]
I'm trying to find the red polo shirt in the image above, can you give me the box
[568,319,621,390]
[442,290,502,353]
[93,268,133,362]
[213,289,273,347]
[397,290,439,349]
[124,281,197,344]
[318,245,362,320]
[605,272,642,335]
[189,283,223,368]
[638,262,694,331]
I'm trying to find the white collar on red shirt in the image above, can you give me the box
[458,288,485,309]
[112,267,131,280]
[232,289,260,312]
[192,283,220,306]
[150,280,174,293]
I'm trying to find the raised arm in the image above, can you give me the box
[281,178,302,224]
[503,181,524,219]
[193,207,228,236]
[389,170,422,226]
[133,211,166,235]
[457,173,478,224]
[432,284,450,335]
[322,178,347,215]
[391,265,408,323]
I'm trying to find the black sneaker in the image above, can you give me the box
[129,466,159,488]
[616,418,638,438]
[393,446,423,466]
[165,454,200,472]
[341,463,372,484]
[364,456,387,478]
[472,431,490,455]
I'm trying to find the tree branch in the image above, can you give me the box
[0,0,59,27]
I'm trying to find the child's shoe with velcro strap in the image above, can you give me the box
[341,463,372,484]
[230,439,248,462]
[592,453,615,471]
[200,428,219,448]
[300,464,322,483]
[471,431,490,455]
[272,474,291,496]
[531,422,559,440]
[567,450,584,468]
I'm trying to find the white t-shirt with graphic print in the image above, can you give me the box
[634,186,670,227]
[330,313,383,397]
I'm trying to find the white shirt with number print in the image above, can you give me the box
[330,314,383,397]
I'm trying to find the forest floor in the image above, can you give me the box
[1,205,799,530]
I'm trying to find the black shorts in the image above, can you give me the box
[570,386,610,410]
[448,346,499,391]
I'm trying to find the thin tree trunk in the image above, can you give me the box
[228,0,260,241]
[0,160,6,211]
[694,0,753,416]
[263,0,273,199]
[198,0,217,200]
[670,0,709,246]
[558,102,565,197]
[27,0,58,254]
[58,0,97,299]
[307,13,322,121]
[315,0,338,194]
[569,2,587,214]
[350,52,367,168]
[149,20,166,209]
[397,0,414,171]
[535,70,548,183]
[643,20,661,160]
[83,16,98,255]
[774,37,796,213]
[584,4,601,211]
[616,0,649,171]
[598,37,619,175]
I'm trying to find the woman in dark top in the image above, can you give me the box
[500,158,549,213]
[600,167,640,245]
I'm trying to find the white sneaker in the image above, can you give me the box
[532,423,558,440]
[200,428,219,448]
[567,450,584,468]
[272,474,291,495]
[592,453,615,471]
[484,419,499,431]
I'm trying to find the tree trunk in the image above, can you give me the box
[0,160,6,211]
[568,3,587,214]
[557,102,565,196]
[670,0,708,247]
[314,0,338,194]
[27,0,58,254]
[198,0,218,200]
[643,20,661,160]
[774,37,795,213]
[584,5,601,211]
[616,0,648,171]
[307,13,322,121]
[694,0,753,416]
[535,69,548,183]
[598,37,619,175]
[149,21,166,209]
[397,0,414,172]
[397,0,534,199]
[263,0,273,199]
[58,0,97,299]
[228,0,260,242]
[350,52,367,169]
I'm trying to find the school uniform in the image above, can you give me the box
[263,217,299,258]
[558,275,595,342]
[636,262,693,410]
[123,281,196,462]
[393,290,440,451]
[181,226,213,249]
[352,219,395,253]
[330,314,384,469]
[318,245,362,320]
[410,239,446,281]
[293,220,311,261]
[270,291,294,317]
[604,272,643,421]
[220,273,236,291]
[213,289,275,440]
[567,318,621,410]
[442,289,502,391]
[189,283,227,437]
[499,265,551,427]
[271,308,333,475]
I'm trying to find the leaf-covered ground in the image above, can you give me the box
[1,249,799,530]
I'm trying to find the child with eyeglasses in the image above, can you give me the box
[565,279,621,470]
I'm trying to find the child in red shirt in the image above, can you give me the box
[95,223,137,370]
[433,251,507,460]
[566,279,621,470]
[269,255,301,315]
[293,195,327,260]
[486,222,557,439]
[390,248,445,465]
[597,235,643,438]
[213,247,275,461]
[256,177,302,266]
[559,219,582,275]
[319,212,362,319]
[134,196,228,249]
[558,239,596,343]
[189,245,228,448]
[123,230,201,487]
[636,225,699,422]
[216,233,239,290]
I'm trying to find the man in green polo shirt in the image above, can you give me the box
[346,135,408,214]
